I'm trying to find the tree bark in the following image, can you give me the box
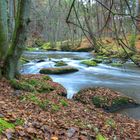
[0,0,8,78]
[137,0,140,31]
[4,0,31,79]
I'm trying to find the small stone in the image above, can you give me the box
[26,127,36,134]
[0,113,4,118]
[67,127,77,138]
[41,125,51,133]
[80,131,88,136]
[4,129,15,139]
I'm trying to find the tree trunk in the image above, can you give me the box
[3,0,31,79]
[8,0,16,41]
[137,0,140,31]
[0,0,8,78]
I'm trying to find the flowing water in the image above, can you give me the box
[21,51,140,119]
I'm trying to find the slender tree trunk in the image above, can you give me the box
[137,0,140,31]
[0,0,8,78]
[4,0,31,79]
[8,0,15,41]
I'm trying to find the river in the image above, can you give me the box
[21,51,140,119]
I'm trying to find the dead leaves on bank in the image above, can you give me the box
[0,75,140,139]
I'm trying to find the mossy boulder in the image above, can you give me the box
[36,59,45,63]
[55,61,68,67]
[103,59,112,64]
[110,62,123,67]
[91,58,102,63]
[81,60,97,66]
[74,87,139,112]
[26,47,39,51]
[40,67,79,74]
[19,57,30,65]
[10,75,54,93]
[10,79,36,92]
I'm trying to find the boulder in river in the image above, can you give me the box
[81,60,97,66]
[55,61,68,67]
[39,67,79,74]
[74,87,139,112]
[37,59,45,63]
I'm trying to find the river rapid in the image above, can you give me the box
[21,51,140,119]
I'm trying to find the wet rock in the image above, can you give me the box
[91,58,102,63]
[37,59,45,63]
[103,59,112,64]
[40,67,79,74]
[81,60,97,66]
[74,87,140,112]
[110,62,123,67]
[55,61,68,67]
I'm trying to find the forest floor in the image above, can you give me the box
[0,74,140,140]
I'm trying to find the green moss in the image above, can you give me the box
[81,60,97,66]
[55,61,68,67]
[60,99,68,107]
[91,94,136,112]
[96,55,108,60]
[129,34,136,49]
[19,57,30,65]
[132,54,140,62]
[35,38,45,47]
[26,47,39,51]
[110,62,123,67]
[10,79,35,92]
[51,104,60,111]
[40,67,79,74]
[0,118,15,134]
[41,42,51,50]
[92,96,107,108]
[22,94,50,110]
[96,133,106,140]
[42,75,52,81]
[15,118,24,126]
[112,97,130,106]
[10,76,54,93]
[91,58,102,63]
[105,119,116,128]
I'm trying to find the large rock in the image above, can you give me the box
[74,87,139,112]
[40,67,79,74]
[10,74,67,97]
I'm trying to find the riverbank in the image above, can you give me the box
[26,37,140,66]
[0,74,140,139]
